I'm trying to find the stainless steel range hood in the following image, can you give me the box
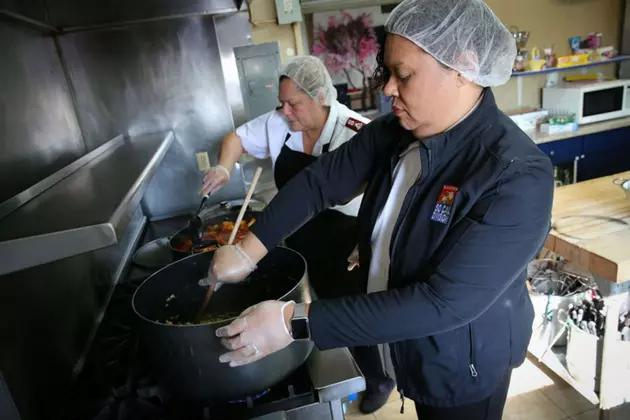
[0,132,173,276]
[1,0,248,32]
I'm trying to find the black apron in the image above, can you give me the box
[275,133,390,386]
[274,133,360,300]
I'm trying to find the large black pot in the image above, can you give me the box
[131,247,314,404]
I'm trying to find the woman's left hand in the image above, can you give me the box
[347,245,360,271]
[216,300,295,367]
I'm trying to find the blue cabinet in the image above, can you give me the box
[536,126,630,183]
[537,137,584,166]
[578,127,630,181]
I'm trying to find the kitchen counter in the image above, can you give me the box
[362,111,630,145]
[528,116,630,145]
[307,347,365,403]
[544,171,630,283]
[0,131,173,276]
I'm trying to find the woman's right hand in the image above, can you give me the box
[347,245,359,271]
[202,165,231,196]
[207,244,257,284]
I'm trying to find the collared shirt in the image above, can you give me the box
[235,101,369,216]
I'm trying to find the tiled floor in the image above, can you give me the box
[345,355,604,419]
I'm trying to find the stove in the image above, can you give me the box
[61,217,365,420]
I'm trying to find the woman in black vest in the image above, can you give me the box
[206,2,555,419]
[201,56,394,413]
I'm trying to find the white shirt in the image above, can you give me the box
[366,94,484,380]
[235,101,369,217]
[367,144,422,381]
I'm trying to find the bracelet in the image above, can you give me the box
[234,244,257,271]
[281,300,296,337]
[214,165,231,180]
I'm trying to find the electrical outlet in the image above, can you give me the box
[283,0,293,13]
[275,0,301,24]
[196,152,211,172]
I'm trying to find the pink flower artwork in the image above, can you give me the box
[312,10,379,109]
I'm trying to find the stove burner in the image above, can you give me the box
[65,272,318,420]
[132,237,173,269]
[228,388,271,405]
[89,380,163,420]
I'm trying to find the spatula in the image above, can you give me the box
[186,194,210,246]
[195,166,263,322]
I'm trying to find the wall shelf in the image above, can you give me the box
[512,55,630,78]
[0,131,173,276]
[301,0,400,14]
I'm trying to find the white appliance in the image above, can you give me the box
[542,79,630,124]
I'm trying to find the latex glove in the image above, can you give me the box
[216,300,295,367]
[207,244,257,284]
[201,165,231,196]
[347,245,360,271]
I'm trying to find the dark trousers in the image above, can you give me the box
[351,345,390,386]
[415,370,512,420]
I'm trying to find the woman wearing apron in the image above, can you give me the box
[201,56,394,414]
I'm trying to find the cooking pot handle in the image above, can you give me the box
[612,178,627,185]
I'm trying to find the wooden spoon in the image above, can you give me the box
[195,167,263,322]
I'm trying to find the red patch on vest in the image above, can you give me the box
[345,117,365,132]
[437,185,458,206]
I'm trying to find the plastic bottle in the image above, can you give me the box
[342,393,359,414]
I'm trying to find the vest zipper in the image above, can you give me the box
[389,146,430,272]
[468,323,478,378]
[383,144,431,411]
[399,390,405,414]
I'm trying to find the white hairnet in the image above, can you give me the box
[280,56,337,106]
[385,0,516,87]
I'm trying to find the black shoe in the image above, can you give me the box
[359,378,395,414]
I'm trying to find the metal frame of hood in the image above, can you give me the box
[1,0,248,34]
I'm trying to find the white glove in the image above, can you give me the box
[202,165,231,196]
[347,245,360,271]
[208,244,257,284]
[216,300,295,367]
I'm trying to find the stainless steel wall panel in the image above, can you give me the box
[0,0,48,24]
[0,206,145,420]
[0,253,98,420]
[213,14,277,202]
[46,0,243,29]
[58,17,244,217]
[213,11,252,128]
[0,21,84,203]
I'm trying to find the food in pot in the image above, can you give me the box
[172,217,255,254]
[165,312,238,325]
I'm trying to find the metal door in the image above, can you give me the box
[234,42,281,120]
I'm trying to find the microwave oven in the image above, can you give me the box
[542,79,630,124]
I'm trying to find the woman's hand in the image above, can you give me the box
[347,245,360,271]
[207,244,257,283]
[202,165,231,196]
[207,233,269,284]
[216,300,295,367]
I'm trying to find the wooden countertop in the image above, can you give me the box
[529,116,630,145]
[545,171,630,283]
